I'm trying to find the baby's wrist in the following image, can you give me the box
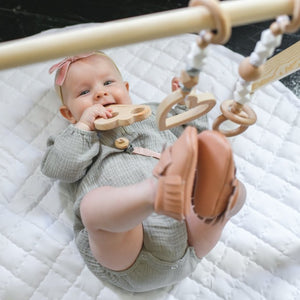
[75,121,92,131]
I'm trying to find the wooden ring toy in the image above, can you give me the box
[156,89,216,130]
[94,104,151,130]
[212,114,249,137]
[285,0,300,33]
[189,0,231,44]
[220,99,257,126]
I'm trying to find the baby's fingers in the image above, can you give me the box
[99,108,113,119]
[171,77,180,91]
[104,107,113,118]
[92,105,112,119]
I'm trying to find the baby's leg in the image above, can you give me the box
[80,126,198,270]
[186,181,246,258]
[80,178,157,271]
[186,130,247,258]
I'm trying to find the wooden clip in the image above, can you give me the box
[94,104,151,130]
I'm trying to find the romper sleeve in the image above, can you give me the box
[41,125,100,183]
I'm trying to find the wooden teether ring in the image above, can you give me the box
[94,104,151,130]
[189,0,231,45]
[213,114,249,137]
[156,89,216,131]
[285,0,300,33]
[221,99,257,125]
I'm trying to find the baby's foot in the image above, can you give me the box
[153,126,198,220]
[193,130,246,223]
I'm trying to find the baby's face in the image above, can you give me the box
[61,54,132,122]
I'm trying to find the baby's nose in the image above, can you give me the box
[94,90,108,100]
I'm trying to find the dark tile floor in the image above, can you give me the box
[0,1,299,96]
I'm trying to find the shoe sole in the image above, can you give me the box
[193,130,235,219]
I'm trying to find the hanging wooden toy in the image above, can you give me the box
[94,104,151,130]
[213,0,300,137]
[156,0,231,130]
[93,0,299,133]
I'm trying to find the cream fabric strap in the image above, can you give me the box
[114,137,161,159]
[132,147,161,159]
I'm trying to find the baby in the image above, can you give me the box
[41,51,245,292]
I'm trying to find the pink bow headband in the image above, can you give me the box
[49,53,95,86]
[49,51,121,103]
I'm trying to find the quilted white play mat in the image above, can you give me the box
[1,25,300,300]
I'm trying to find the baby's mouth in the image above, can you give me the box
[103,101,115,107]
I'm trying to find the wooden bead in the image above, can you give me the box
[270,22,283,36]
[196,32,211,49]
[115,137,130,150]
[231,101,243,114]
[238,57,263,82]
[180,70,199,89]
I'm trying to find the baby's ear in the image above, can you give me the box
[59,106,76,123]
[124,81,129,91]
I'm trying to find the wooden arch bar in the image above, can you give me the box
[0,0,293,70]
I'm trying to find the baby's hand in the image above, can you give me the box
[171,77,180,91]
[75,104,113,131]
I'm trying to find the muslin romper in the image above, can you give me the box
[41,103,208,292]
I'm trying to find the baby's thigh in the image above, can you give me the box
[143,213,188,262]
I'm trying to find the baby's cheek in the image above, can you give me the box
[77,105,91,120]
[119,92,132,104]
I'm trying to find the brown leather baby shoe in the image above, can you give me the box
[153,126,198,220]
[193,130,245,223]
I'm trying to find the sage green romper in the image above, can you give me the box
[41,103,207,292]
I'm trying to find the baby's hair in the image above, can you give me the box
[53,51,121,104]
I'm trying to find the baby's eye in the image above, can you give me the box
[79,90,89,96]
[104,80,113,86]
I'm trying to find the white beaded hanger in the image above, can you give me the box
[156,0,231,131]
[213,0,300,137]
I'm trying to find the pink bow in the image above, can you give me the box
[49,53,94,86]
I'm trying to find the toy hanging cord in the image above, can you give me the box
[0,0,298,136]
